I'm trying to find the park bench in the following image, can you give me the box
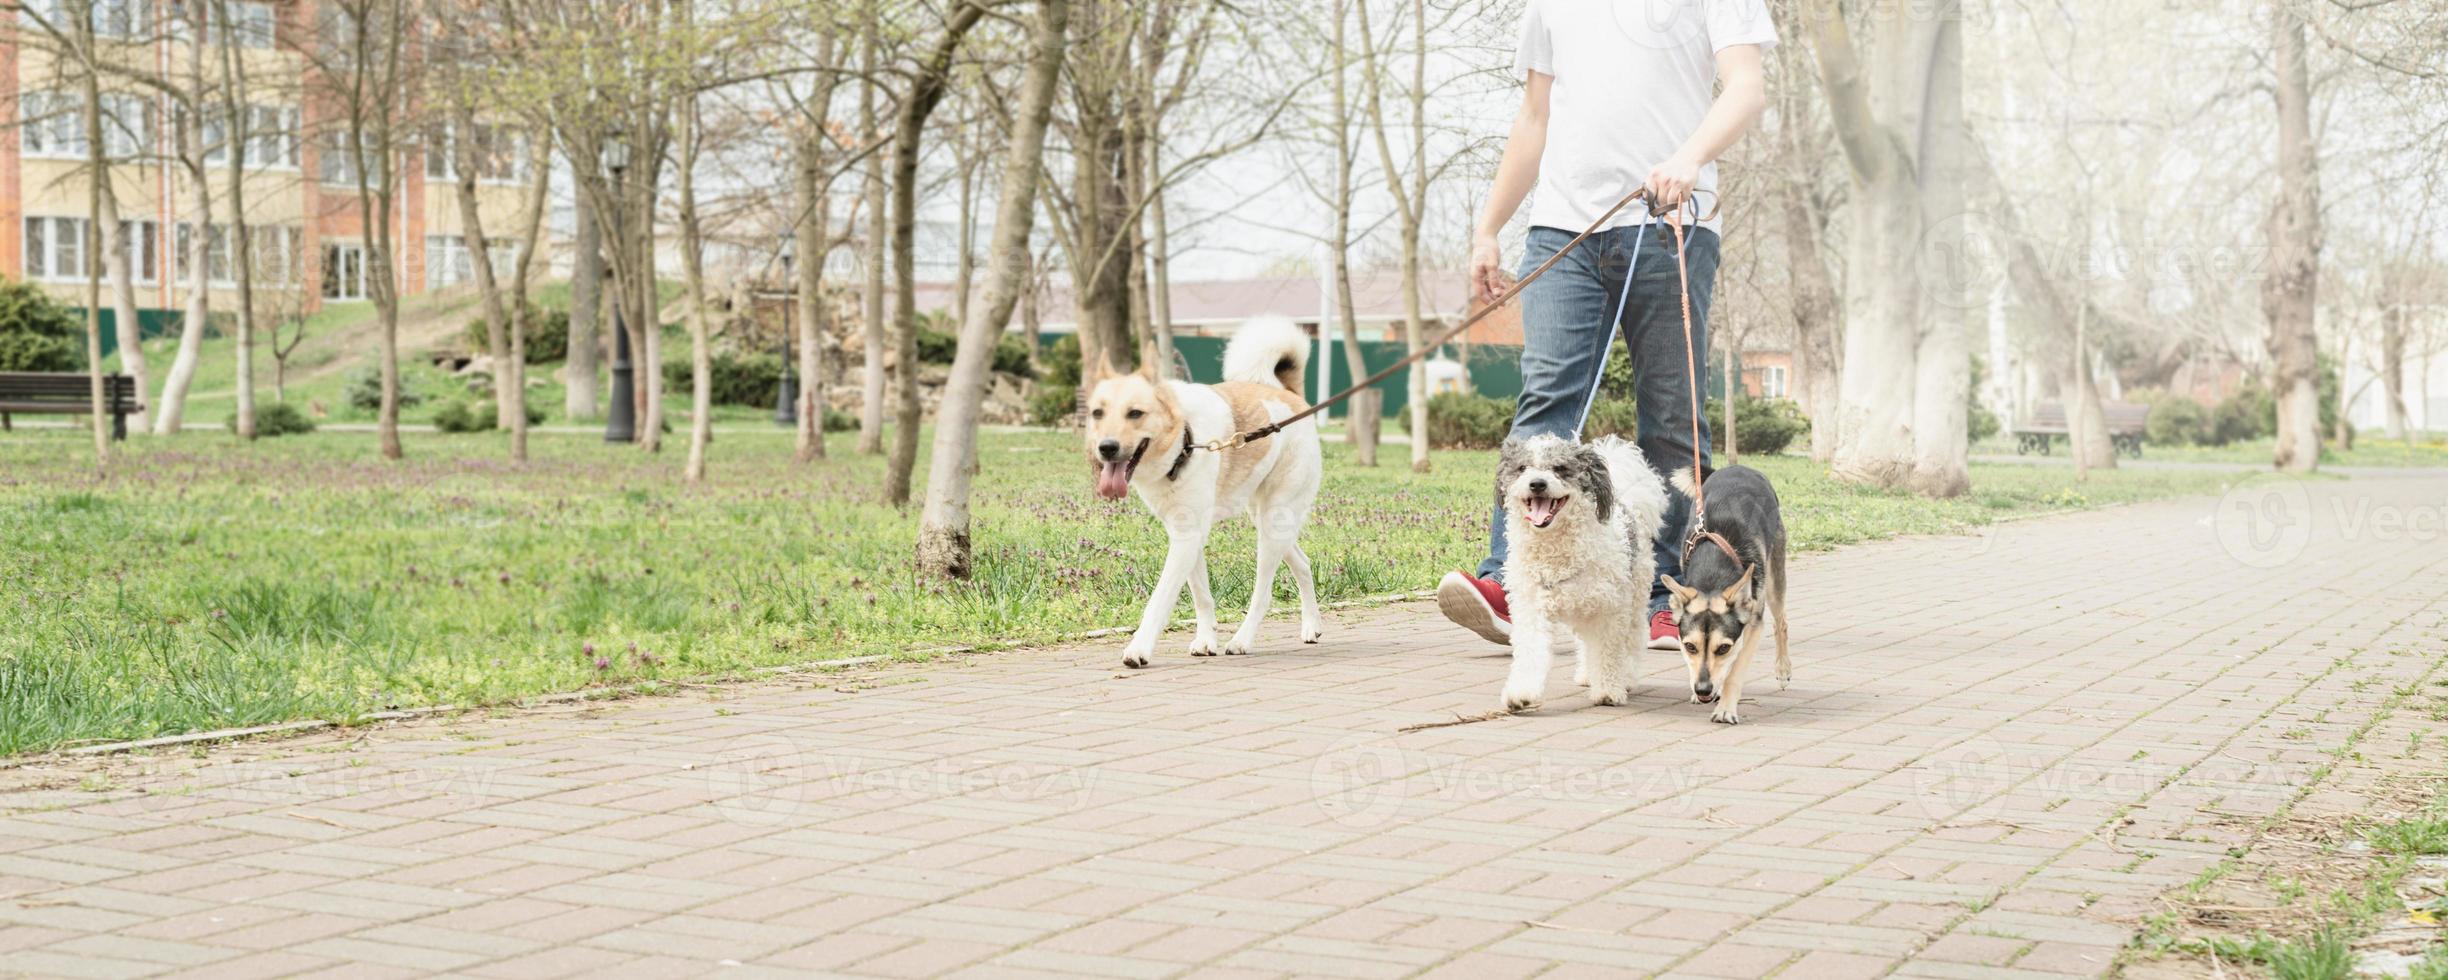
[0,372,144,440]
[2013,400,2147,458]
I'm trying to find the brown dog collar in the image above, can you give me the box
[1164,424,1196,481]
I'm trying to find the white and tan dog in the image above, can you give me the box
[1083,318,1324,669]
[1495,434,1669,711]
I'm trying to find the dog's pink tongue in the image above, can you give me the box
[1524,496,1560,525]
[1096,461,1132,500]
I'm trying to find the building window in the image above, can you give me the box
[23,217,84,281]
[18,92,85,159]
[24,92,155,159]
[424,122,532,184]
[176,223,300,286]
[322,243,367,300]
[317,131,384,187]
[246,105,300,169]
[425,235,472,289]
[19,0,151,40]
[1758,364,1788,400]
[218,1,275,49]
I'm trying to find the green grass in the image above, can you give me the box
[1978,432,2448,468]
[0,431,2248,755]
[2199,928,2357,980]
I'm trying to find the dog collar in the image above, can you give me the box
[1164,424,1196,481]
[1682,528,1748,574]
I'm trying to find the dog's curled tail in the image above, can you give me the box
[1669,465,1700,500]
[1222,316,1309,394]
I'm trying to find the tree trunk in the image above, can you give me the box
[2381,299,2408,442]
[953,157,976,330]
[1071,119,1133,374]
[2264,2,2322,473]
[633,169,664,454]
[1809,0,1969,495]
[506,132,551,464]
[796,134,831,463]
[101,192,148,435]
[885,1,994,506]
[452,110,516,430]
[1778,174,1840,463]
[154,3,213,436]
[681,99,713,483]
[567,188,603,420]
[856,3,888,455]
[217,21,259,443]
[78,15,107,463]
[1330,0,1376,466]
[916,0,1071,578]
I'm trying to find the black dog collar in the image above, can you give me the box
[1164,424,1196,481]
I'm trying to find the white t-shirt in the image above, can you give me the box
[1514,0,1777,235]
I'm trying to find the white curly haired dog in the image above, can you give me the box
[1494,434,1670,711]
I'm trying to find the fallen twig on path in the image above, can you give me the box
[1398,710,1511,732]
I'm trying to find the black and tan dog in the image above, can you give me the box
[1659,466,1789,724]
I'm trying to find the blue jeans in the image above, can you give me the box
[1477,222,1718,615]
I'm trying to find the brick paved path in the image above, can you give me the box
[5,474,2446,979]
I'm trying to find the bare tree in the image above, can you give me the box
[1356,0,1452,473]
[917,0,1072,577]
[882,0,996,506]
[1808,0,1971,495]
[2264,2,2322,472]
[855,0,889,454]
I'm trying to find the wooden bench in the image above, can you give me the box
[2013,400,2147,458]
[0,372,144,440]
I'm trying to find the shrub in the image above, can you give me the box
[432,399,542,433]
[917,325,959,365]
[1722,398,1810,456]
[993,334,1036,379]
[2137,389,2211,447]
[0,276,83,372]
[2211,382,2275,446]
[1402,391,1516,449]
[1029,383,1077,427]
[1584,399,1640,441]
[1043,334,1082,387]
[226,401,316,437]
[344,366,423,413]
[661,352,785,407]
[822,407,858,433]
[463,306,572,365]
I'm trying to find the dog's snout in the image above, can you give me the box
[1097,439,1122,460]
[1692,676,1715,699]
[1526,477,1548,495]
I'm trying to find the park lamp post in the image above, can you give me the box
[602,128,636,443]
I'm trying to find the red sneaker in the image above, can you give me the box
[1437,571,1511,645]
[1648,609,1681,651]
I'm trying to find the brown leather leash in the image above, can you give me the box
[1195,185,1713,455]
[1660,211,1744,572]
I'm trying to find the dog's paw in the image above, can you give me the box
[1589,686,1630,707]
[1501,682,1543,713]
[1222,640,1252,656]
[1187,634,1219,657]
[1710,701,1742,724]
[1300,624,1323,644]
[1121,643,1154,669]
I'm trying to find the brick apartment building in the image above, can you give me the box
[2,0,536,341]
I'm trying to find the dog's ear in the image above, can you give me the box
[1660,574,1698,607]
[1721,566,1757,619]
[1572,444,1614,523]
[1495,438,1528,499]
[1085,348,1119,385]
[1137,339,1161,379]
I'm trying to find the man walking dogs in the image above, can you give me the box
[1438,0,1774,653]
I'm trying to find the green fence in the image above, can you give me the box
[64,307,184,360]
